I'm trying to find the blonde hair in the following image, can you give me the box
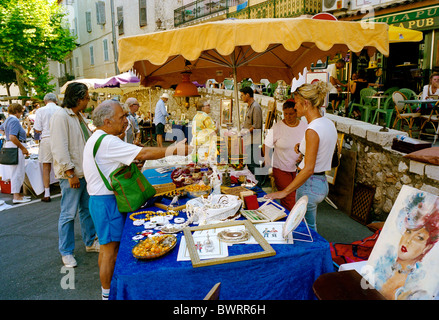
[294,81,331,108]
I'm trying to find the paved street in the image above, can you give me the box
[0,193,101,300]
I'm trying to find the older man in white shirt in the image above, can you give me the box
[33,93,61,202]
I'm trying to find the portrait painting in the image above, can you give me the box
[366,185,439,300]
[220,99,232,127]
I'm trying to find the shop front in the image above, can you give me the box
[341,1,439,92]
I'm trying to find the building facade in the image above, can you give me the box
[56,0,180,91]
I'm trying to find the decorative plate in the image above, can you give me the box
[217,229,250,243]
[282,195,308,238]
[132,234,177,260]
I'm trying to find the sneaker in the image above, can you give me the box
[86,238,100,252]
[62,255,77,268]
[12,198,31,204]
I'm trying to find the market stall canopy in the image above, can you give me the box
[60,78,101,94]
[117,17,390,88]
[94,71,140,88]
[389,25,423,43]
[60,71,141,94]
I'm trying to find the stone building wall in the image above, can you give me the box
[327,114,439,221]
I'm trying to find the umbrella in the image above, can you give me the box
[118,17,389,129]
[389,25,423,43]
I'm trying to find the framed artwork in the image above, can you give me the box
[220,99,233,127]
[245,222,288,244]
[264,100,276,133]
[365,186,439,300]
[177,234,228,262]
[182,220,276,268]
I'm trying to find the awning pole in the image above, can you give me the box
[232,63,240,132]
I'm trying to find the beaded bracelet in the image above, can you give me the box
[129,210,178,222]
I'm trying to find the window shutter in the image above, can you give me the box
[96,1,106,25]
[117,6,124,35]
[139,0,147,27]
[86,11,92,32]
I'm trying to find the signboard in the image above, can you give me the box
[361,4,439,30]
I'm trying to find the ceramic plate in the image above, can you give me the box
[282,195,308,238]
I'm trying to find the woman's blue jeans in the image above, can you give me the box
[295,174,329,232]
[58,178,97,256]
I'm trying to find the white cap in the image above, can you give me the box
[161,93,169,99]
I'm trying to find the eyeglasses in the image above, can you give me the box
[204,104,211,107]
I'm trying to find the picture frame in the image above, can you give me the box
[220,99,233,127]
[177,234,229,262]
[264,100,277,133]
[182,220,276,268]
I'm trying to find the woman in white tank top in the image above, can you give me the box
[265,81,337,231]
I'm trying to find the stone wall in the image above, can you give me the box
[327,114,439,221]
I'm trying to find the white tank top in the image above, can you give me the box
[298,117,337,173]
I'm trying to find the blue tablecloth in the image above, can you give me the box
[109,169,333,300]
[166,124,192,144]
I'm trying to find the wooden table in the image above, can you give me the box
[109,169,334,300]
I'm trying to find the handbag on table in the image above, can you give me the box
[93,134,156,213]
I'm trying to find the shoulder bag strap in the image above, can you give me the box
[93,134,113,191]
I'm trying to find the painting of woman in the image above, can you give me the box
[367,187,439,300]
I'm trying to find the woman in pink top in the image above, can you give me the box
[263,100,307,211]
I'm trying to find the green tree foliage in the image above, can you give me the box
[0,0,76,98]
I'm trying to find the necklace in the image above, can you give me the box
[129,210,178,222]
[284,119,300,127]
[391,262,414,275]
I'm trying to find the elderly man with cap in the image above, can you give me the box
[153,93,169,147]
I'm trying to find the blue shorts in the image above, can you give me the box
[89,195,125,245]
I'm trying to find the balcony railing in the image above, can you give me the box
[174,0,241,26]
